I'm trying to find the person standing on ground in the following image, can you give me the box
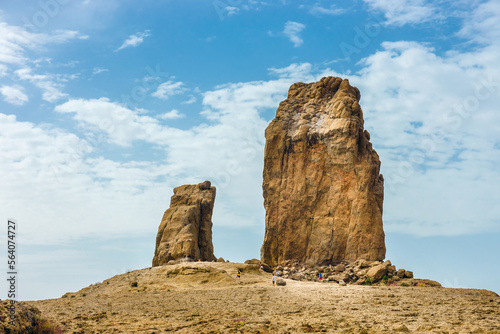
[272,274,276,286]
[318,272,323,281]
[237,270,241,279]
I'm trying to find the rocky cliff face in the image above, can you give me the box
[261,77,385,267]
[152,181,217,266]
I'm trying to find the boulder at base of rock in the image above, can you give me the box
[397,269,406,279]
[217,257,225,263]
[152,181,217,266]
[367,264,388,282]
[245,259,261,265]
[405,270,414,278]
[276,278,287,286]
[261,77,386,267]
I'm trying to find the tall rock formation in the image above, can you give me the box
[152,181,217,266]
[261,77,385,267]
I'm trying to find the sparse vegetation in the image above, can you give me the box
[364,277,372,286]
[303,324,313,332]
[232,317,247,329]
[34,315,63,334]
[382,275,389,285]
[125,269,140,288]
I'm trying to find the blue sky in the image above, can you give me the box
[0,0,499,300]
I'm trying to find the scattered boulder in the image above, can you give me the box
[405,270,414,279]
[217,257,225,263]
[355,259,369,269]
[367,264,388,282]
[245,259,261,265]
[334,263,346,272]
[339,280,347,286]
[261,77,386,267]
[397,269,406,279]
[276,279,287,286]
[267,259,431,287]
[152,181,217,266]
[387,265,397,275]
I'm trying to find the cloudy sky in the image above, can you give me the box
[0,0,499,300]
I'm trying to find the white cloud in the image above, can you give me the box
[15,67,67,102]
[0,84,28,105]
[458,0,500,44]
[269,62,313,79]
[0,22,85,66]
[54,97,184,146]
[0,113,172,246]
[181,95,197,104]
[152,80,188,99]
[363,0,438,26]
[92,67,109,75]
[226,6,240,16]
[283,21,306,47]
[115,30,151,52]
[157,109,184,120]
[0,64,7,77]
[309,4,346,15]
[0,22,85,102]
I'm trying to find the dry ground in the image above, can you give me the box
[29,262,500,333]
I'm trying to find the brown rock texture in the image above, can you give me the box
[152,180,217,266]
[261,76,386,267]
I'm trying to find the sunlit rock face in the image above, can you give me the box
[261,77,386,267]
[153,181,217,266]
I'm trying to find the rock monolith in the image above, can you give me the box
[152,181,217,266]
[261,77,386,267]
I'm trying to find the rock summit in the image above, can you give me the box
[261,77,386,267]
[152,180,217,266]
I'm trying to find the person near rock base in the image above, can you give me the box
[318,272,323,281]
[272,274,276,286]
[237,270,241,279]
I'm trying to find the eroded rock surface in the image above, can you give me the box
[261,77,386,267]
[152,181,217,266]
